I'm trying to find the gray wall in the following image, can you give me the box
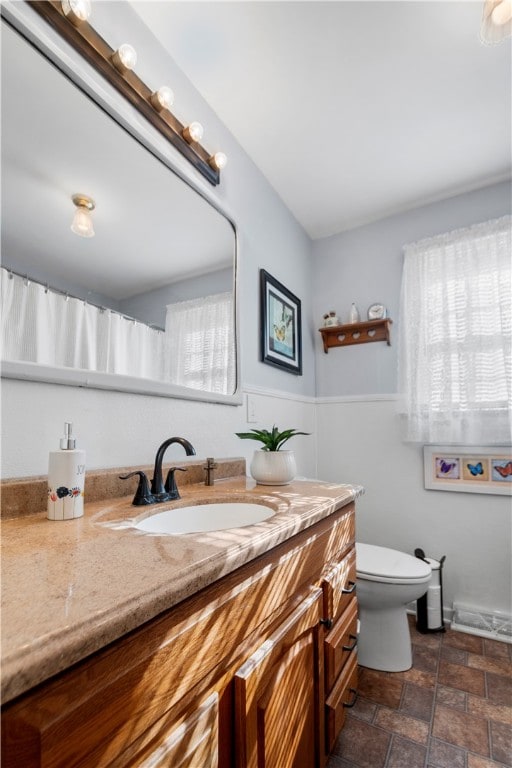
[120,267,233,329]
[312,180,511,397]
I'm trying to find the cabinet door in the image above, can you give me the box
[234,588,323,768]
[324,597,358,693]
[322,547,356,626]
[131,692,219,768]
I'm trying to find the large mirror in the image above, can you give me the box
[1,15,240,404]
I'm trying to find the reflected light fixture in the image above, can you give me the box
[209,152,228,171]
[150,86,174,112]
[481,0,512,43]
[71,194,95,238]
[61,0,91,25]
[32,2,227,185]
[183,121,204,144]
[111,44,137,73]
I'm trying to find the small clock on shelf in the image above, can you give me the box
[367,303,387,320]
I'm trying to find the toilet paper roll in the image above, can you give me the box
[427,586,442,628]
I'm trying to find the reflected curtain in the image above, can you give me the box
[397,216,512,444]
[1,269,165,380]
[165,292,235,395]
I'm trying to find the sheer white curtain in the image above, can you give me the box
[165,291,235,394]
[398,216,512,444]
[1,269,165,380]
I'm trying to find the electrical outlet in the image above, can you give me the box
[247,395,257,423]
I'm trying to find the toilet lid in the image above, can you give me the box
[356,542,432,583]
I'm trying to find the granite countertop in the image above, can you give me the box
[1,476,363,704]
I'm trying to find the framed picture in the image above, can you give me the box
[424,445,512,495]
[260,269,302,375]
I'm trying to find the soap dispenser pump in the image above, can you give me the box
[47,422,86,520]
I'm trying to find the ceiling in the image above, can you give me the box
[132,1,512,240]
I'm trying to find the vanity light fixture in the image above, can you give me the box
[71,194,95,238]
[61,0,91,26]
[183,122,204,144]
[481,0,512,43]
[30,1,226,185]
[111,44,137,73]
[149,86,174,112]
[209,152,228,171]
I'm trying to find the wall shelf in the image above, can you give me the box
[319,318,392,353]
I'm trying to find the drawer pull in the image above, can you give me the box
[320,617,333,630]
[343,688,358,708]
[342,634,358,652]
[341,581,356,595]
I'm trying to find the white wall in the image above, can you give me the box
[313,182,512,618]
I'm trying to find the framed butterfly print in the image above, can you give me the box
[260,269,302,375]
[424,446,512,495]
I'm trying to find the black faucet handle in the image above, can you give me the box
[164,467,187,496]
[119,471,156,506]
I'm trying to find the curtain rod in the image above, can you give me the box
[1,266,165,332]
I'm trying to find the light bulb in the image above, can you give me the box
[491,0,512,25]
[71,194,95,238]
[71,207,94,238]
[150,86,174,112]
[209,152,228,171]
[112,44,137,73]
[183,121,204,144]
[61,0,91,24]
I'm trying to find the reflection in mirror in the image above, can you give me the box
[1,20,238,400]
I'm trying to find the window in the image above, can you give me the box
[398,216,511,444]
[165,292,236,395]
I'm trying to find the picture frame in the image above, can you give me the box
[423,445,512,495]
[260,269,302,375]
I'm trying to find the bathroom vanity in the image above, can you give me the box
[1,468,362,767]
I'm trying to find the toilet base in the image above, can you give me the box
[357,604,413,672]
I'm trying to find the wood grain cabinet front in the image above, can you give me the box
[234,588,324,768]
[1,502,358,768]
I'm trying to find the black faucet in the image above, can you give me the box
[151,437,196,501]
[120,436,196,506]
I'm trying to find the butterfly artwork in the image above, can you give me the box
[435,457,459,479]
[467,462,484,477]
[493,460,512,481]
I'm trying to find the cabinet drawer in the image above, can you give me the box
[322,546,356,625]
[325,652,358,754]
[324,597,358,693]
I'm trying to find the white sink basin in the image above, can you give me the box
[134,502,275,534]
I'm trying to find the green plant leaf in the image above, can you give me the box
[235,425,310,451]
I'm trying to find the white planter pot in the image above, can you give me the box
[250,450,297,486]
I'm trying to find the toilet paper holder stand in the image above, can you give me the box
[414,548,446,634]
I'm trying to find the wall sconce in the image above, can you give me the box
[111,44,137,73]
[481,0,512,43]
[71,194,95,238]
[31,2,227,186]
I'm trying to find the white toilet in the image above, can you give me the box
[356,542,432,672]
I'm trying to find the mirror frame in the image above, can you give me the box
[1,1,242,406]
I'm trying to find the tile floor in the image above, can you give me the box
[326,616,512,768]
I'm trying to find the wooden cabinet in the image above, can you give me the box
[1,503,357,768]
[234,588,323,768]
[321,546,359,756]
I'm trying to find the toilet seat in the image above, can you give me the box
[356,542,432,585]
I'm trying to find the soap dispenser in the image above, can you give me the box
[47,422,86,521]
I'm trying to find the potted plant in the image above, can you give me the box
[235,426,309,485]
